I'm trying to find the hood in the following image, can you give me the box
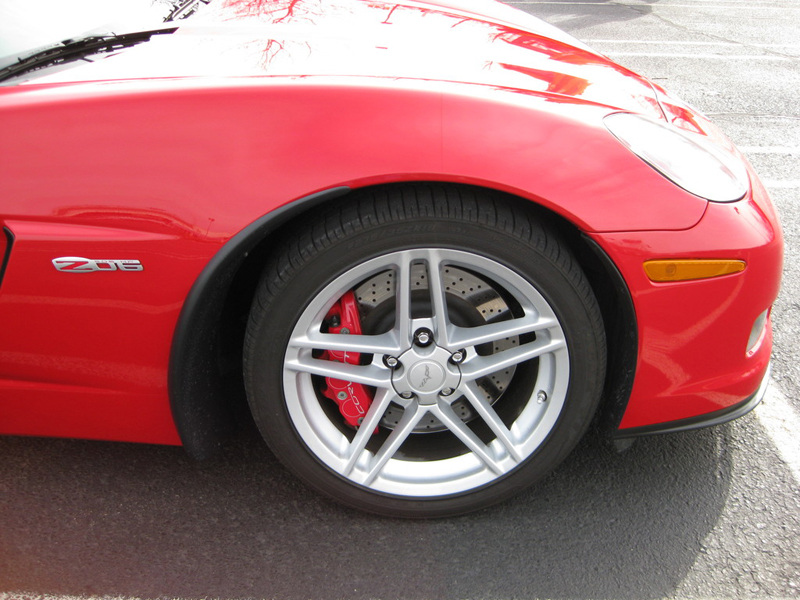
[24,0,664,117]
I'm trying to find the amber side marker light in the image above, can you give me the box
[644,259,746,282]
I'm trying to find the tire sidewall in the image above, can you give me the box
[246,214,604,517]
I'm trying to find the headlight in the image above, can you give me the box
[604,112,749,202]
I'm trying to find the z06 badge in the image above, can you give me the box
[52,257,144,273]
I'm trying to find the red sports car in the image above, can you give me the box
[0,0,782,517]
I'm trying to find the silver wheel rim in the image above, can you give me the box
[283,248,570,497]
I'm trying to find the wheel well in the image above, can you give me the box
[174,182,636,459]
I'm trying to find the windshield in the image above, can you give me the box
[0,0,200,60]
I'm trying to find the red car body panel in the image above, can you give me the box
[0,0,782,444]
[596,180,782,429]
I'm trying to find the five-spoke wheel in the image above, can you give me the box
[244,187,605,517]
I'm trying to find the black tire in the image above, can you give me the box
[244,185,606,517]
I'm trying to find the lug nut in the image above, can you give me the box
[441,387,454,396]
[399,391,414,399]
[450,349,466,364]
[383,355,400,369]
[414,328,434,347]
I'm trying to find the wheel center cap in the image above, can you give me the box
[391,344,462,404]
[408,361,446,393]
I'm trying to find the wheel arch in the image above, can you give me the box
[169,182,636,460]
[168,186,351,459]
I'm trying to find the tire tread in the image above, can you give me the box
[243,183,606,517]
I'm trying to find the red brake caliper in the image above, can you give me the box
[321,291,376,429]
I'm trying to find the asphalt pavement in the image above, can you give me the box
[1,0,799,598]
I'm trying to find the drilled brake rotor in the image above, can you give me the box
[353,264,519,433]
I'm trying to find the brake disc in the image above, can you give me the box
[354,264,518,433]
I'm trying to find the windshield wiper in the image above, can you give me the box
[166,0,212,22]
[0,28,177,83]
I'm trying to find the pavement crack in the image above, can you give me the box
[705,113,800,121]
[633,4,800,61]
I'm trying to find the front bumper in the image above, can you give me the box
[614,362,770,438]
[592,171,783,434]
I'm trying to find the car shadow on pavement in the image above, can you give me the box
[0,416,733,600]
